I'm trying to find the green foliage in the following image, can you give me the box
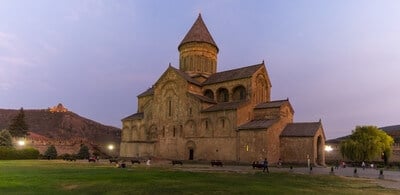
[8,108,29,137]
[0,129,13,147]
[77,145,90,159]
[44,145,57,159]
[0,147,40,159]
[340,126,394,162]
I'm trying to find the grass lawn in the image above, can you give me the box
[0,160,398,194]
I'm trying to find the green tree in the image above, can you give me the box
[44,145,58,159]
[340,126,394,162]
[77,145,90,159]
[8,108,29,137]
[0,129,13,147]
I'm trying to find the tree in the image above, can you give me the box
[77,144,90,159]
[340,126,394,163]
[0,129,13,147]
[44,145,58,159]
[8,108,29,137]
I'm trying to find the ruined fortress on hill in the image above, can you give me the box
[120,15,326,165]
[0,104,121,156]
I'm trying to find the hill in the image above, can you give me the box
[0,107,121,156]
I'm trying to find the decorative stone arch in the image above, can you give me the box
[217,87,229,102]
[160,81,178,118]
[232,85,247,101]
[184,120,197,137]
[199,118,213,137]
[131,125,138,141]
[122,125,131,141]
[255,74,268,103]
[215,117,231,136]
[138,125,145,140]
[186,140,196,160]
[147,124,157,140]
[203,89,214,100]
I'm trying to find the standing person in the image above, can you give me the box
[263,158,269,173]
[361,161,366,170]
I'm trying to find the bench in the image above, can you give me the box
[109,159,119,163]
[252,163,264,169]
[211,160,223,167]
[64,157,76,161]
[131,159,141,164]
[172,160,183,165]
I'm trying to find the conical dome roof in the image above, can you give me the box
[178,14,218,51]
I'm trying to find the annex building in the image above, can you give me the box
[120,15,326,165]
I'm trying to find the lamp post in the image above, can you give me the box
[18,140,26,146]
[108,144,114,158]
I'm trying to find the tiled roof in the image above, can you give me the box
[238,119,277,130]
[188,92,216,104]
[137,87,154,98]
[178,14,218,51]
[281,122,321,137]
[202,101,245,112]
[203,63,263,85]
[255,99,289,109]
[121,112,144,121]
[171,66,202,86]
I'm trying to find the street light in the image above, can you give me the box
[325,145,333,152]
[17,140,25,146]
[108,144,114,150]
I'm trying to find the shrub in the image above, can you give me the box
[0,147,40,159]
[44,145,57,159]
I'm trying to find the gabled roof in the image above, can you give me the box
[202,101,245,112]
[255,99,289,109]
[188,92,216,104]
[137,87,154,98]
[281,122,322,137]
[171,66,202,86]
[238,119,277,130]
[203,63,264,85]
[121,112,144,121]
[178,14,218,51]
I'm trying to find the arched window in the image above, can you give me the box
[217,88,229,102]
[232,85,246,101]
[204,89,214,100]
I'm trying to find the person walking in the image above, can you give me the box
[263,158,269,173]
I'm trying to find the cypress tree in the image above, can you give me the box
[8,108,29,137]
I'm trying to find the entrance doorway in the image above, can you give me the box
[189,149,194,160]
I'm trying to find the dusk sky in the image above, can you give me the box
[1,1,399,139]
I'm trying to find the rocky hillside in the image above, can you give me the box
[0,108,121,156]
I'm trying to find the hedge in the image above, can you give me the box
[0,147,40,160]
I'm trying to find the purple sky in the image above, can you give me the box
[1,1,399,139]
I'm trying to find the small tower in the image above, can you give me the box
[178,14,219,77]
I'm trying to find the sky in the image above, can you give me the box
[1,0,399,139]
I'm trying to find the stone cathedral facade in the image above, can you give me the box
[120,15,326,165]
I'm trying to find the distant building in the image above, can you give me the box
[325,125,400,162]
[49,103,68,113]
[120,14,326,165]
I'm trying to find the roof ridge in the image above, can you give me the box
[216,63,263,74]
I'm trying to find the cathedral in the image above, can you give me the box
[120,14,326,165]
